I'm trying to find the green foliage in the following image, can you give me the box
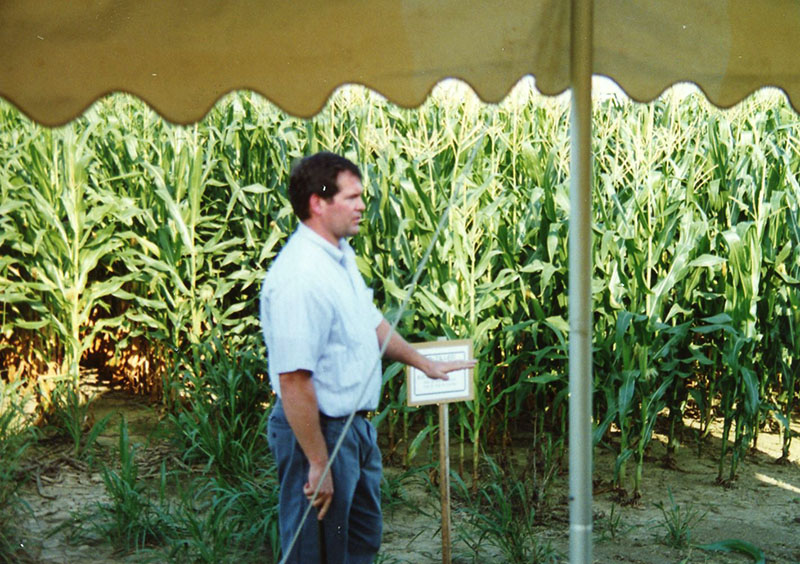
[0,118,138,393]
[161,473,280,564]
[380,466,432,517]
[652,487,707,549]
[167,333,271,477]
[697,539,766,564]
[162,333,281,561]
[0,382,35,563]
[60,330,279,560]
[2,83,800,510]
[46,384,112,461]
[454,455,562,564]
[68,418,175,551]
[594,503,627,543]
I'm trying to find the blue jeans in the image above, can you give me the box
[268,400,382,564]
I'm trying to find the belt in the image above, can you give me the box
[319,410,370,421]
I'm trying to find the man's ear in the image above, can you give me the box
[308,193,324,218]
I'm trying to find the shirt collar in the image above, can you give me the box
[297,222,346,263]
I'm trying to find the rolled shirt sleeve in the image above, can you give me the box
[262,280,332,377]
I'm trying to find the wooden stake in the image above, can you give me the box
[439,402,451,564]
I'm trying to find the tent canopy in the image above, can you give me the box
[2,1,799,126]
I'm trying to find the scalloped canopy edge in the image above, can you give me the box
[1,0,798,126]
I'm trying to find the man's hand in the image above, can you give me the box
[304,461,334,520]
[422,358,477,381]
[377,319,478,381]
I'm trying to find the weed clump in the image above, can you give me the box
[454,450,563,564]
[652,487,706,549]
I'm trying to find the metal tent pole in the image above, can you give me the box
[568,0,593,562]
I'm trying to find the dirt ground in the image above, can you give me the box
[11,388,800,564]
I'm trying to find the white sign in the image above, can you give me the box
[407,339,474,406]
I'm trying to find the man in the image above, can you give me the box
[260,152,475,563]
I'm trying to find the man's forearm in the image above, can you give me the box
[376,319,433,372]
[279,370,328,466]
[278,369,335,519]
[376,318,477,381]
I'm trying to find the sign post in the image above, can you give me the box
[407,339,474,564]
[438,402,451,563]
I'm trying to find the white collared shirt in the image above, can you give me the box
[260,223,384,416]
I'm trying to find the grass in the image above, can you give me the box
[156,334,281,562]
[46,384,112,463]
[0,382,36,563]
[381,465,435,517]
[652,487,707,549]
[453,455,562,564]
[594,503,627,543]
[159,473,279,563]
[66,418,175,551]
[166,335,272,478]
[55,333,281,561]
[64,353,282,562]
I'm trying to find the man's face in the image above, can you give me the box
[317,170,366,243]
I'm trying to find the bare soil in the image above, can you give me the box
[11,388,800,564]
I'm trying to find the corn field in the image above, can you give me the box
[1,80,800,504]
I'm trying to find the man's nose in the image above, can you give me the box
[357,197,366,211]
